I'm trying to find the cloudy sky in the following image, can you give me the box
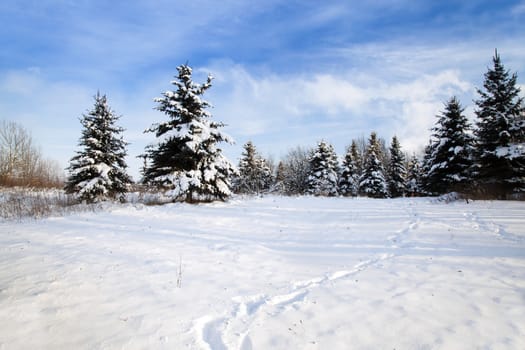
[1,0,525,179]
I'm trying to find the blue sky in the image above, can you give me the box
[1,0,525,180]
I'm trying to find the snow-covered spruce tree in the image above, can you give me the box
[339,141,361,196]
[425,97,474,195]
[306,141,339,196]
[234,141,272,194]
[387,136,407,197]
[359,132,389,198]
[406,154,423,196]
[142,64,236,202]
[65,92,131,203]
[474,50,525,197]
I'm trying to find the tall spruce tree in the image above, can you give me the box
[339,141,361,196]
[425,97,474,194]
[474,50,525,196]
[360,132,389,198]
[387,136,407,197]
[234,141,272,194]
[306,141,339,196]
[142,64,236,202]
[65,92,131,203]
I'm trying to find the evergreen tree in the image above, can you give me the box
[360,132,389,198]
[339,141,361,196]
[306,141,339,196]
[406,154,423,196]
[234,141,272,194]
[387,136,407,197]
[425,97,474,194]
[142,64,236,202]
[474,50,525,196]
[65,92,131,203]
[350,139,363,177]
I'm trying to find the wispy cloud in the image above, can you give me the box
[207,60,472,158]
[1,0,524,177]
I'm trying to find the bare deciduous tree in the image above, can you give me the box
[0,120,63,187]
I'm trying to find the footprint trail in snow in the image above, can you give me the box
[193,253,395,350]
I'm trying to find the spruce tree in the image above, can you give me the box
[387,136,407,197]
[234,141,272,194]
[425,97,474,194]
[339,141,361,196]
[306,141,339,196]
[142,64,236,202]
[65,92,131,203]
[474,50,525,196]
[360,132,389,198]
[406,154,423,197]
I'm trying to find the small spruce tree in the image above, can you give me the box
[387,136,407,197]
[234,141,273,194]
[360,132,389,198]
[406,154,423,197]
[306,141,339,196]
[425,97,474,195]
[65,92,131,203]
[339,141,361,196]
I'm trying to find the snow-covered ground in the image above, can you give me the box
[1,196,524,349]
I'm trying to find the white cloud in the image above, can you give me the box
[206,62,473,159]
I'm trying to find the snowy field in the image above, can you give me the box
[1,196,525,349]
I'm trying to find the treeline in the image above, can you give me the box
[35,50,525,202]
[233,135,409,198]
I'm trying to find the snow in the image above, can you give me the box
[1,196,525,349]
[496,143,525,159]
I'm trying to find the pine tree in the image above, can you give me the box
[474,50,525,196]
[234,141,273,194]
[387,136,407,197]
[360,132,389,198]
[65,92,131,203]
[306,141,339,196]
[406,154,423,196]
[142,64,236,202]
[425,97,474,194]
[339,141,361,196]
